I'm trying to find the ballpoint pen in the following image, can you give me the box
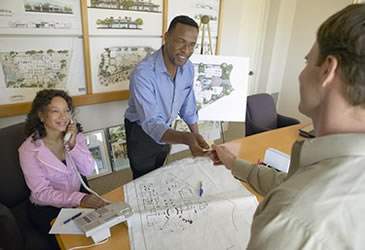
[199,181,204,197]
[63,212,82,224]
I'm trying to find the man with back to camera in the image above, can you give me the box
[124,15,209,179]
[209,4,365,249]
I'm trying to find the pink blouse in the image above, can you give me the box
[19,133,95,208]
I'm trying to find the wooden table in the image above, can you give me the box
[56,123,306,249]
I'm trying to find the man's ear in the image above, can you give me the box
[163,32,168,44]
[320,55,338,88]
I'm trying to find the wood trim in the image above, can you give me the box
[0,91,130,118]
[162,0,168,40]
[216,0,224,55]
[80,0,93,94]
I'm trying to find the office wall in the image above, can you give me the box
[277,0,351,122]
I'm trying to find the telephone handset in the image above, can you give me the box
[63,118,74,144]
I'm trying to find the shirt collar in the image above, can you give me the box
[154,46,185,75]
[293,133,365,169]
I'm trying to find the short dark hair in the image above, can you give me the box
[317,4,365,106]
[25,89,82,140]
[167,15,199,33]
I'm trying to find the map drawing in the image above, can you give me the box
[125,157,258,250]
[193,61,234,111]
[97,46,154,87]
[0,49,71,89]
[190,55,249,122]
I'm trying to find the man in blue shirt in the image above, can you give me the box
[124,15,209,179]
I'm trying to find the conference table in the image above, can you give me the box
[56,123,307,249]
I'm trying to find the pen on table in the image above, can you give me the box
[63,212,82,224]
[199,181,204,197]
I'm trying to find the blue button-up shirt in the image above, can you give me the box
[124,47,198,144]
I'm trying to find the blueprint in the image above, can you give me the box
[124,157,258,250]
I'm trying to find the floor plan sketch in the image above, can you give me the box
[193,62,234,111]
[190,55,249,122]
[0,37,86,104]
[0,49,71,89]
[125,157,258,250]
[89,37,161,93]
[98,46,154,87]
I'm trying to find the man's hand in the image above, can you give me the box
[80,194,107,208]
[187,133,210,157]
[208,144,237,169]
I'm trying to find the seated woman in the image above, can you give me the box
[19,89,106,249]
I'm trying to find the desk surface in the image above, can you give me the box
[57,123,306,250]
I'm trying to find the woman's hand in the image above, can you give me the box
[80,194,107,208]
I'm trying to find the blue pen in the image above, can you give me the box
[63,212,82,224]
[199,181,204,197]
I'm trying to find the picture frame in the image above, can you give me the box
[107,124,130,171]
[84,129,112,179]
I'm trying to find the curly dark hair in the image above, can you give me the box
[25,89,82,141]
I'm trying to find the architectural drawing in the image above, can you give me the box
[0,49,71,89]
[190,55,249,122]
[24,0,73,14]
[89,0,161,13]
[97,46,153,87]
[96,16,143,30]
[0,0,82,35]
[193,62,234,111]
[125,157,259,250]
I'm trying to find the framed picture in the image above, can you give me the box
[107,124,129,171]
[84,129,112,179]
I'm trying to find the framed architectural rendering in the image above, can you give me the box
[107,124,129,171]
[84,129,112,179]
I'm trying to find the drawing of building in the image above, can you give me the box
[24,2,73,14]
[96,16,143,29]
[8,21,71,29]
[90,0,160,13]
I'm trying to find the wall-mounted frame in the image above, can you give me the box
[107,124,129,171]
[0,0,224,118]
[84,129,112,179]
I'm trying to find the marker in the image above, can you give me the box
[199,181,204,197]
[63,212,82,224]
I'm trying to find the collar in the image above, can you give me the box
[154,46,185,75]
[294,133,365,168]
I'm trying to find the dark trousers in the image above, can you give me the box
[125,118,170,179]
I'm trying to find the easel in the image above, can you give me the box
[198,15,214,55]
[198,16,226,142]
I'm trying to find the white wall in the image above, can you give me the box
[277,0,351,122]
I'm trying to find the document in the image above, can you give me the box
[49,208,93,235]
[124,157,259,250]
[263,147,291,173]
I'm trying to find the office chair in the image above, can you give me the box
[245,93,300,136]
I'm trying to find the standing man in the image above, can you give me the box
[125,15,209,179]
[210,4,365,249]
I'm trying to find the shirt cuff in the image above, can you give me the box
[182,112,198,126]
[231,158,256,182]
[148,123,170,144]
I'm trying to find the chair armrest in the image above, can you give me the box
[277,114,300,128]
[0,203,25,250]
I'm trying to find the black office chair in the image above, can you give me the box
[245,93,300,136]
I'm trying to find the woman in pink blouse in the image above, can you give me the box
[19,89,106,249]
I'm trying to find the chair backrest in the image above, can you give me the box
[0,122,29,208]
[245,93,278,136]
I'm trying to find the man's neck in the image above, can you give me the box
[162,46,178,79]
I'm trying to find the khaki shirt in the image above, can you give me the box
[232,134,365,250]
